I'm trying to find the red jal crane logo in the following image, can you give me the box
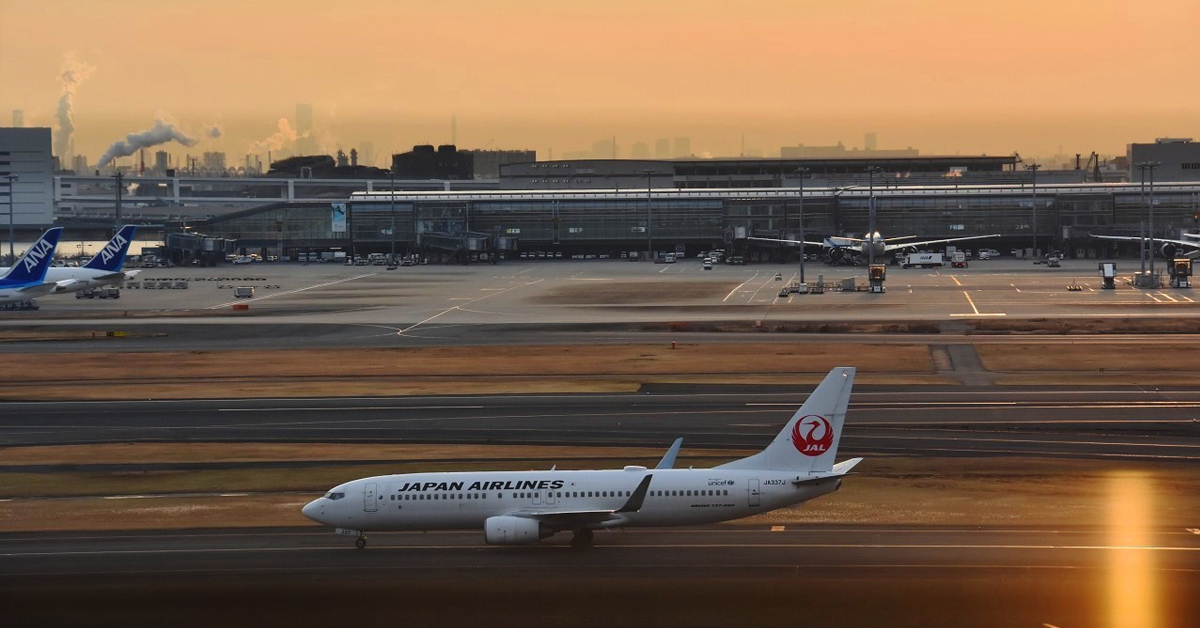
[791,415,833,457]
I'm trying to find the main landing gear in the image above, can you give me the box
[355,535,367,549]
[570,528,594,551]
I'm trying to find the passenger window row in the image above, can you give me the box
[392,493,490,501]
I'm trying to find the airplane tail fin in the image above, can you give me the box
[1,227,63,286]
[84,225,136,271]
[716,367,855,473]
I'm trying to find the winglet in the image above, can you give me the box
[615,474,653,513]
[655,438,683,469]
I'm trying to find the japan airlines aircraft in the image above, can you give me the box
[0,227,64,302]
[303,367,861,550]
[0,226,140,295]
[750,232,1000,264]
[1090,232,1200,259]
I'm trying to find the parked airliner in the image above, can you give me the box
[303,367,861,550]
[0,227,64,302]
[0,226,139,294]
[750,232,1000,264]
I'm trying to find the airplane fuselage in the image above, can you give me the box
[304,468,841,533]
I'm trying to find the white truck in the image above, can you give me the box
[901,252,945,269]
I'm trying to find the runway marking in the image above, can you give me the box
[1147,293,1162,303]
[949,290,1005,317]
[514,268,533,276]
[206,273,377,309]
[1187,528,1200,535]
[1010,283,1021,292]
[722,273,758,302]
[951,275,962,286]
[1157,292,1178,302]
[747,274,780,303]
[396,280,542,336]
[770,526,786,532]
[1043,624,1063,628]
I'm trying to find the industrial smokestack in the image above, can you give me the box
[54,54,95,158]
[98,119,198,167]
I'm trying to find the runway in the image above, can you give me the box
[3,525,1197,627]
[3,387,1199,461]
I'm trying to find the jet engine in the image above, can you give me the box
[827,248,846,264]
[1161,243,1178,259]
[484,515,549,545]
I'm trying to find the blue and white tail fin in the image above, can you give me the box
[0,227,63,287]
[716,367,855,473]
[84,225,136,271]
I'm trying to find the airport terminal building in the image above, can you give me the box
[190,181,1200,263]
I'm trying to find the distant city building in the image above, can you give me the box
[865,132,877,151]
[672,137,691,158]
[630,141,651,159]
[451,115,457,146]
[591,139,617,159]
[202,151,227,172]
[153,150,169,173]
[336,149,349,168]
[392,145,473,179]
[781,141,918,159]
[11,110,23,128]
[72,154,89,174]
[358,142,376,168]
[465,149,537,179]
[1128,138,1200,182]
[655,138,671,160]
[295,103,318,155]
[0,127,55,226]
[349,148,358,168]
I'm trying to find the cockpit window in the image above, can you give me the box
[324,491,346,500]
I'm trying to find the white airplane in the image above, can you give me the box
[303,367,861,550]
[0,227,64,303]
[0,226,140,295]
[750,232,1001,264]
[1090,232,1200,259]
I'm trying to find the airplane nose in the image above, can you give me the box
[302,499,324,524]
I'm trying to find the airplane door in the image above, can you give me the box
[748,479,761,507]
[545,488,556,506]
[364,483,378,512]
[532,490,542,505]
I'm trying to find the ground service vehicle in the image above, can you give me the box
[901,253,945,269]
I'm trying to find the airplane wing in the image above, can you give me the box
[792,457,863,486]
[882,233,1000,253]
[51,279,79,294]
[17,283,58,297]
[1090,234,1200,252]
[507,474,653,527]
[655,438,683,470]
[747,236,828,248]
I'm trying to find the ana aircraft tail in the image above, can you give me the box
[0,227,63,287]
[717,367,855,473]
[84,225,137,272]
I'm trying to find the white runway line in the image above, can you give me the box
[722,272,759,303]
[206,273,377,309]
[396,279,542,336]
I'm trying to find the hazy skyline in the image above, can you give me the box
[2,0,1197,163]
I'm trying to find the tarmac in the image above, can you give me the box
[2,525,1197,627]
[1,257,1196,331]
[2,388,1198,461]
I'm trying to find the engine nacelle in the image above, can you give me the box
[1161,243,1178,259]
[484,515,548,545]
[827,248,846,263]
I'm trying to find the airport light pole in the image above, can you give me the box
[866,166,881,265]
[389,170,397,263]
[1026,163,1041,257]
[1138,162,1161,275]
[642,169,655,261]
[4,174,16,264]
[795,167,810,283]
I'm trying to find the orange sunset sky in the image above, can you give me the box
[1,0,1197,165]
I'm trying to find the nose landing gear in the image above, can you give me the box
[355,535,367,549]
[570,528,594,551]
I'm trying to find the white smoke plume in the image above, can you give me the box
[205,124,223,139]
[248,118,298,154]
[98,119,199,167]
[54,53,95,157]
